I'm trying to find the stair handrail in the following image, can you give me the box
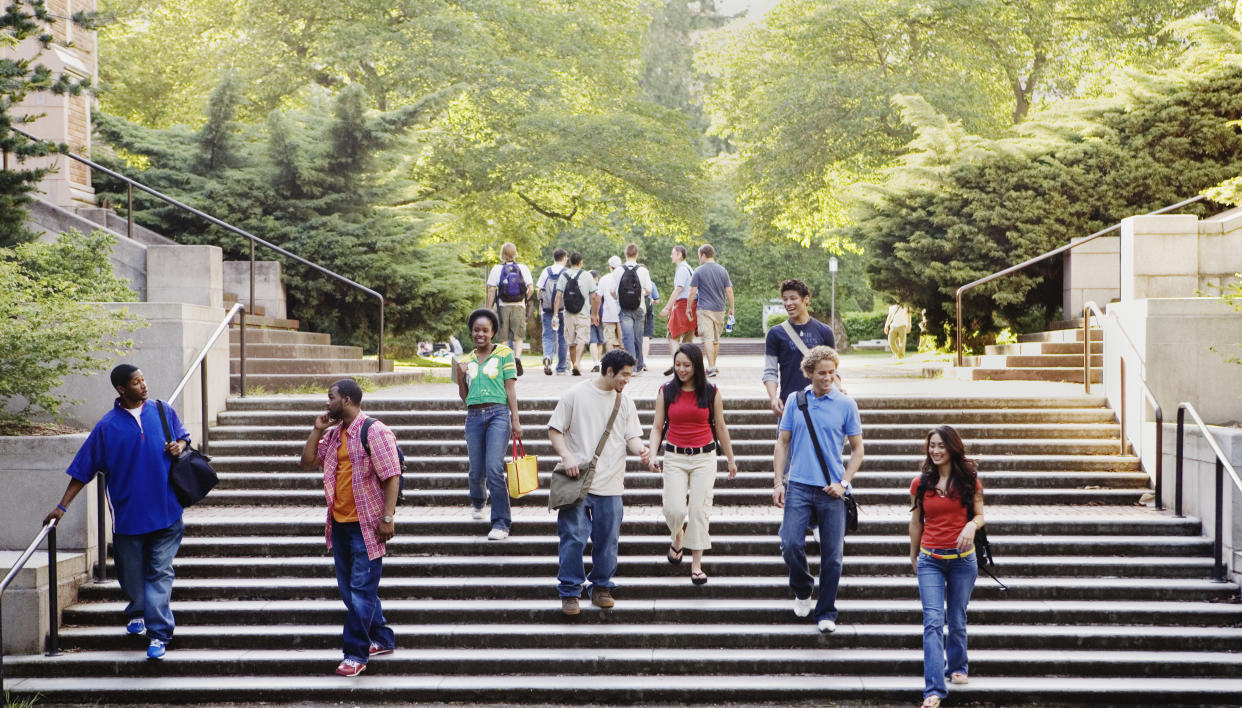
[1083,301,1163,510]
[1175,402,1242,587]
[1,518,63,691]
[6,126,387,378]
[954,194,1205,366]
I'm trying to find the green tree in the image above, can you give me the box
[0,230,141,425]
[1,0,94,247]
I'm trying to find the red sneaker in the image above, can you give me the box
[369,643,394,657]
[335,658,366,677]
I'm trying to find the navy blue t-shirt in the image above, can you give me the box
[765,318,836,401]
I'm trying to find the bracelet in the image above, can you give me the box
[57,503,68,513]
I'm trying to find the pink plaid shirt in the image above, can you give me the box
[316,413,402,560]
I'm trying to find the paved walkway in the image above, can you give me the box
[380,350,1093,401]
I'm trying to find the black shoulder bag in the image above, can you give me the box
[795,390,859,533]
[970,500,1006,591]
[156,401,219,507]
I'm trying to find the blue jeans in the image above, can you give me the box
[540,310,568,372]
[114,517,183,642]
[465,404,512,531]
[618,308,645,370]
[778,481,845,622]
[918,550,978,699]
[556,494,623,598]
[331,520,395,663]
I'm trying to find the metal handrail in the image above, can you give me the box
[6,126,387,374]
[168,303,245,456]
[1175,403,1242,585]
[954,194,1205,365]
[1,519,62,691]
[1083,302,1164,509]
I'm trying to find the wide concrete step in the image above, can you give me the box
[8,673,1242,706]
[207,453,1141,474]
[1018,328,1103,344]
[988,341,1103,356]
[652,339,766,356]
[203,437,1129,458]
[216,408,1120,427]
[218,394,1112,413]
[963,354,1104,368]
[229,314,299,330]
[208,422,1123,442]
[176,533,1211,558]
[228,343,363,359]
[211,469,1150,492]
[9,647,1242,680]
[230,371,424,394]
[230,328,330,345]
[967,368,1103,384]
[229,358,386,375]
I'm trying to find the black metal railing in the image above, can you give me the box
[7,126,388,380]
[1082,302,1164,509]
[1175,403,1242,588]
[954,195,1205,366]
[1,518,62,691]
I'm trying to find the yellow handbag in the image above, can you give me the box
[506,434,539,498]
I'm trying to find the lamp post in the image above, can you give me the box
[829,256,838,332]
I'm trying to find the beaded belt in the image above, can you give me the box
[920,547,976,560]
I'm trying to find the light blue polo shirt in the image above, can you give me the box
[778,386,862,487]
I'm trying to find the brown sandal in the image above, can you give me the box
[690,569,708,585]
[667,544,683,565]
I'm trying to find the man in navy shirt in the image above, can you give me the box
[763,279,837,419]
[44,364,189,660]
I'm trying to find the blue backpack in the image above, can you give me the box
[497,263,526,303]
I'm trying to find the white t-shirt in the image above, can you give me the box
[125,404,144,431]
[672,261,694,301]
[536,264,567,290]
[597,271,620,323]
[612,261,653,313]
[547,380,642,496]
[486,262,535,306]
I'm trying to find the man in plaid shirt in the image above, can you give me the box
[300,378,402,677]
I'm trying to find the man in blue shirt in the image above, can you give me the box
[763,278,836,419]
[772,346,864,634]
[44,364,189,660]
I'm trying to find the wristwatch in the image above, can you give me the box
[381,515,395,524]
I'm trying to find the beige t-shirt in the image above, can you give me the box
[547,380,642,496]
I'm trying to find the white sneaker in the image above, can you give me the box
[793,596,814,618]
[487,527,509,541]
[817,619,836,633]
[471,508,486,520]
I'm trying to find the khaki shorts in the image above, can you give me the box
[697,309,725,343]
[497,304,527,342]
[564,313,591,347]
[601,322,622,350]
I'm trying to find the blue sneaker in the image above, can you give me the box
[147,638,166,660]
[126,617,145,635]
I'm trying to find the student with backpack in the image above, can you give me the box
[485,242,534,375]
[551,252,599,376]
[611,243,653,373]
[536,248,570,376]
[647,343,737,585]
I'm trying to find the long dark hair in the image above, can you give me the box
[912,425,979,517]
[664,343,711,409]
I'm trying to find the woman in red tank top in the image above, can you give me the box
[908,425,985,708]
[647,343,737,584]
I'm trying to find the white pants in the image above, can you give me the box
[662,450,718,550]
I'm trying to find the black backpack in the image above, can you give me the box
[361,417,407,503]
[562,270,586,313]
[539,267,563,312]
[617,264,642,311]
[497,262,526,303]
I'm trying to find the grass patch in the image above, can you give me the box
[3,692,42,708]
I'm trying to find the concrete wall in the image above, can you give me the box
[0,434,101,552]
[1160,425,1242,584]
[1063,234,1120,318]
[76,207,177,247]
[47,302,232,444]
[147,245,224,309]
[1121,213,1242,302]
[223,260,288,319]
[0,551,88,654]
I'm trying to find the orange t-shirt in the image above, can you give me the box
[332,441,359,522]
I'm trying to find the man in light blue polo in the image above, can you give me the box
[772,346,864,634]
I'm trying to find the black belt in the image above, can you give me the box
[665,441,716,455]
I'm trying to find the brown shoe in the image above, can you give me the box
[590,588,615,609]
[561,597,580,616]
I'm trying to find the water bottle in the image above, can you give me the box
[725,314,735,333]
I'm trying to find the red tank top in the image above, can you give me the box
[666,388,714,447]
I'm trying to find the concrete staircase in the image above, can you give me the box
[229,319,424,394]
[7,395,1242,704]
[963,326,1103,384]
